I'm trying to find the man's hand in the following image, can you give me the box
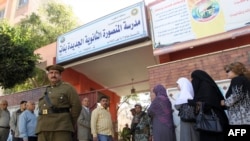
[221,100,225,106]
[93,137,98,141]
[149,135,153,141]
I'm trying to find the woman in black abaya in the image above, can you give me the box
[189,70,229,141]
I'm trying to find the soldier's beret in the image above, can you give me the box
[46,65,64,73]
[134,103,142,108]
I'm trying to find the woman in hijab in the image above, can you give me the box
[189,70,229,141]
[148,84,176,141]
[221,62,250,125]
[175,77,199,141]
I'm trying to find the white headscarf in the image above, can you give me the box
[175,77,194,105]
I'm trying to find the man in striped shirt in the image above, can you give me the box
[91,96,114,141]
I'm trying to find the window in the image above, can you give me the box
[0,9,4,19]
[18,0,28,8]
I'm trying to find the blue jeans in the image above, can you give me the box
[97,134,113,141]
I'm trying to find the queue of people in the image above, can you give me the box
[129,61,250,141]
[0,65,114,141]
[1,62,250,141]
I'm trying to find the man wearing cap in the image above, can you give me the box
[36,64,82,141]
[10,100,27,141]
[130,108,136,117]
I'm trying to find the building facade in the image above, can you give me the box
[1,0,250,140]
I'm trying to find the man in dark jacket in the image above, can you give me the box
[10,100,27,141]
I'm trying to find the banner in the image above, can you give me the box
[56,1,148,64]
[150,0,250,54]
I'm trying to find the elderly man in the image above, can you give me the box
[77,97,93,141]
[19,101,37,141]
[36,64,82,141]
[0,99,10,141]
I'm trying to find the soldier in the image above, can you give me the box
[130,103,152,141]
[36,64,82,141]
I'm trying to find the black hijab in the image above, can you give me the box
[191,70,225,102]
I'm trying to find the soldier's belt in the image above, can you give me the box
[39,108,70,115]
[0,126,10,129]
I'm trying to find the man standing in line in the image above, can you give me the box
[77,97,93,141]
[36,64,82,141]
[10,100,27,141]
[19,101,37,141]
[91,96,114,141]
[0,99,10,141]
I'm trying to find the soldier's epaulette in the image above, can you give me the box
[62,82,70,85]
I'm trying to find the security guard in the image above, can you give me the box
[36,64,82,141]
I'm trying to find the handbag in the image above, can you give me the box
[178,103,196,122]
[195,103,223,133]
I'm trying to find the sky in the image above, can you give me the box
[62,0,155,24]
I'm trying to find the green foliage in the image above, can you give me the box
[0,20,38,89]
[4,67,49,94]
[117,94,139,112]
[18,2,78,48]
[121,94,140,105]
[1,1,78,93]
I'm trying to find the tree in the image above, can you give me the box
[18,1,79,48]
[0,20,38,89]
[117,94,139,111]
[2,2,79,94]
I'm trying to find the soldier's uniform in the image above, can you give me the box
[36,65,82,141]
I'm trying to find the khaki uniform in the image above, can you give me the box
[36,81,82,141]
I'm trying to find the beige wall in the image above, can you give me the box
[34,42,57,70]
[0,0,52,24]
